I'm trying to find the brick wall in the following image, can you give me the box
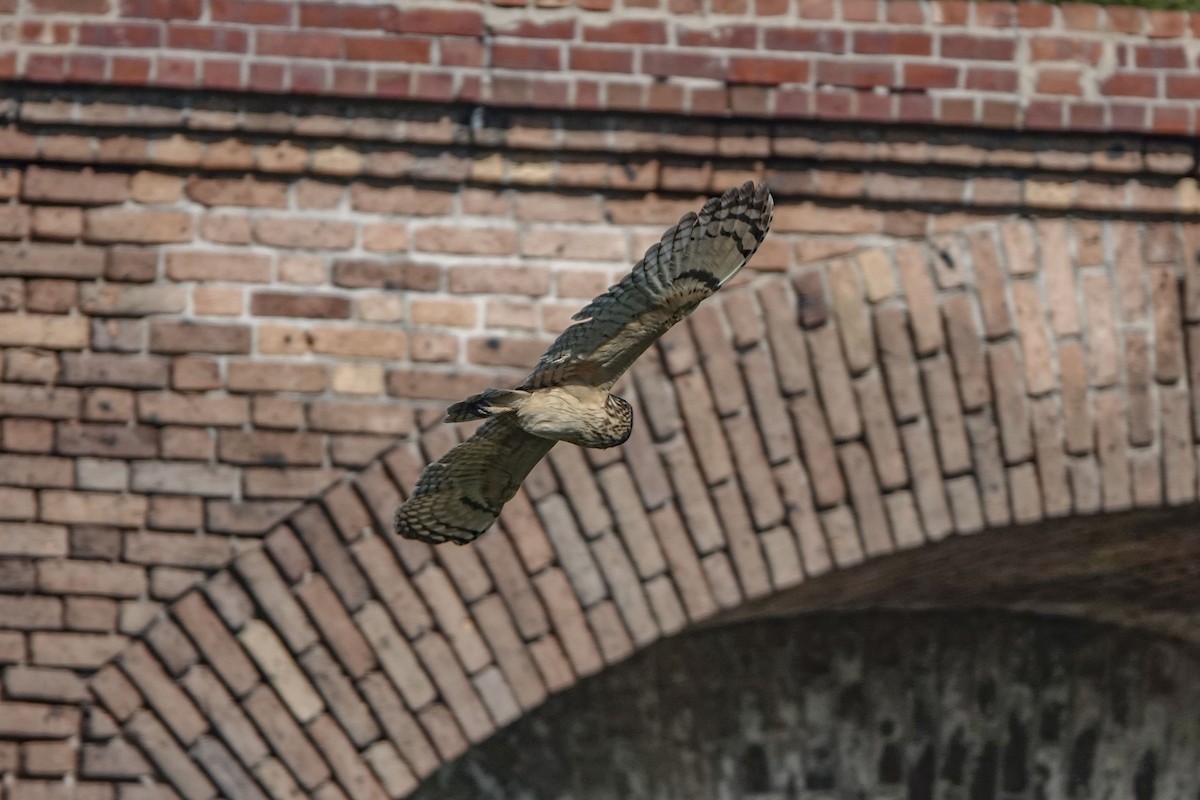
[5,0,1200,133]
[2,0,1200,797]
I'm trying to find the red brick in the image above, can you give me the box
[343,35,430,63]
[124,531,230,568]
[23,166,129,204]
[0,701,81,738]
[254,217,355,249]
[308,714,389,800]
[166,251,271,282]
[1081,273,1119,387]
[0,242,104,278]
[533,568,603,677]
[354,601,436,709]
[148,321,250,354]
[84,209,192,244]
[30,631,126,668]
[357,673,440,779]
[296,576,376,678]
[130,461,238,496]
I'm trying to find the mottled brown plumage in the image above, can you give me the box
[396,181,774,545]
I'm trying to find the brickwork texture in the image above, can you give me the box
[2,0,1200,798]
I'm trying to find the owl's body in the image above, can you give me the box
[448,384,633,449]
[396,181,774,545]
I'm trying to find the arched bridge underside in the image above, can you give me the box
[87,217,1200,800]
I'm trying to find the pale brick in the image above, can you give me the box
[1094,390,1132,512]
[0,313,88,349]
[920,356,972,475]
[1029,397,1072,518]
[85,209,193,244]
[965,413,1011,527]
[191,736,270,800]
[1150,264,1184,383]
[301,647,380,748]
[988,341,1033,463]
[586,600,634,665]
[1011,280,1055,396]
[895,243,942,355]
[827,258,874,373]
[233,549,318,652]
[357,673,441,779]
[30,631,126,668]
[944,475,985,534]
[807,324,861,440]
[534,568,603,677]
[244,686,330,790]
[942,293,989,411]
[354,601,437,710]
[37,557,146,596]
[1038,219,1080,336]
[238,620,324,723]
[1081,272,1119,387]
[131,462,239,496]
[0,522,67,556]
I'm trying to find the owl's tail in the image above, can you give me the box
[444,388,528,423]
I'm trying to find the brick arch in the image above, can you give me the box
[82,215,1199,799]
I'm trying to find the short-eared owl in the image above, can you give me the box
[396,181,774,545]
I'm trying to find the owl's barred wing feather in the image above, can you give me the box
[393,417,555,545]
[521,180,773,391]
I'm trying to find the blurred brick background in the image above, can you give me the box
[1,0,1199,798]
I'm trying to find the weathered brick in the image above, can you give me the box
[1150,264,1184,383]
[85,209,193,244]
[1081,272,1119,387]
[537,493,607,604]
[166,250,272,282]
[988,341,1033,463]
[233,548,317,652]
[131,461,239,496]
[138,392,248,426]
[81,738,151,780]
[254,217,355,249]
[807,324,862,440]
[1029,397,1072,518]
[964,412,1011,527]
[1094,390,1132,512]
[920,356,972,475]
[80,283,186,317]
[121,641,208,744]
[774,458,834,575]
[0,594,62,629]
[1161,385,1196,505]
[24,166,130,204]
[309,327,408,359]
[301,646,380,748]
[124,531,231,568]
[39,491,147,528]
[297,576,376,679]
[1039,219,1080,336]
[126,710,216,800]
[291,504,370,609]
[0,701,82,738]
[942,293,990,411]
[0,313,88,349]
[364,740,418,799]
[150,321,250,354]
[239,619,324,722]
[308,714,389,800]
[30,631,125,669]
[0,522,67,556]
[472,530,549,640]
[173,593,259,696]
[827,258,874,373]
[191,735,270,800]
[0,243,105,278]
[355,601,437,710]
[357,673,441,779]
[182,665,270,773]
[333,258,440,291]
[61,354,169,389]
[534,567,604,677]
[895,243,943,355]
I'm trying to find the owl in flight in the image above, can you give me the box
[395,181,774,545]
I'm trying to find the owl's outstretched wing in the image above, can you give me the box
[393,417,555,545]
[521,180,773,391]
